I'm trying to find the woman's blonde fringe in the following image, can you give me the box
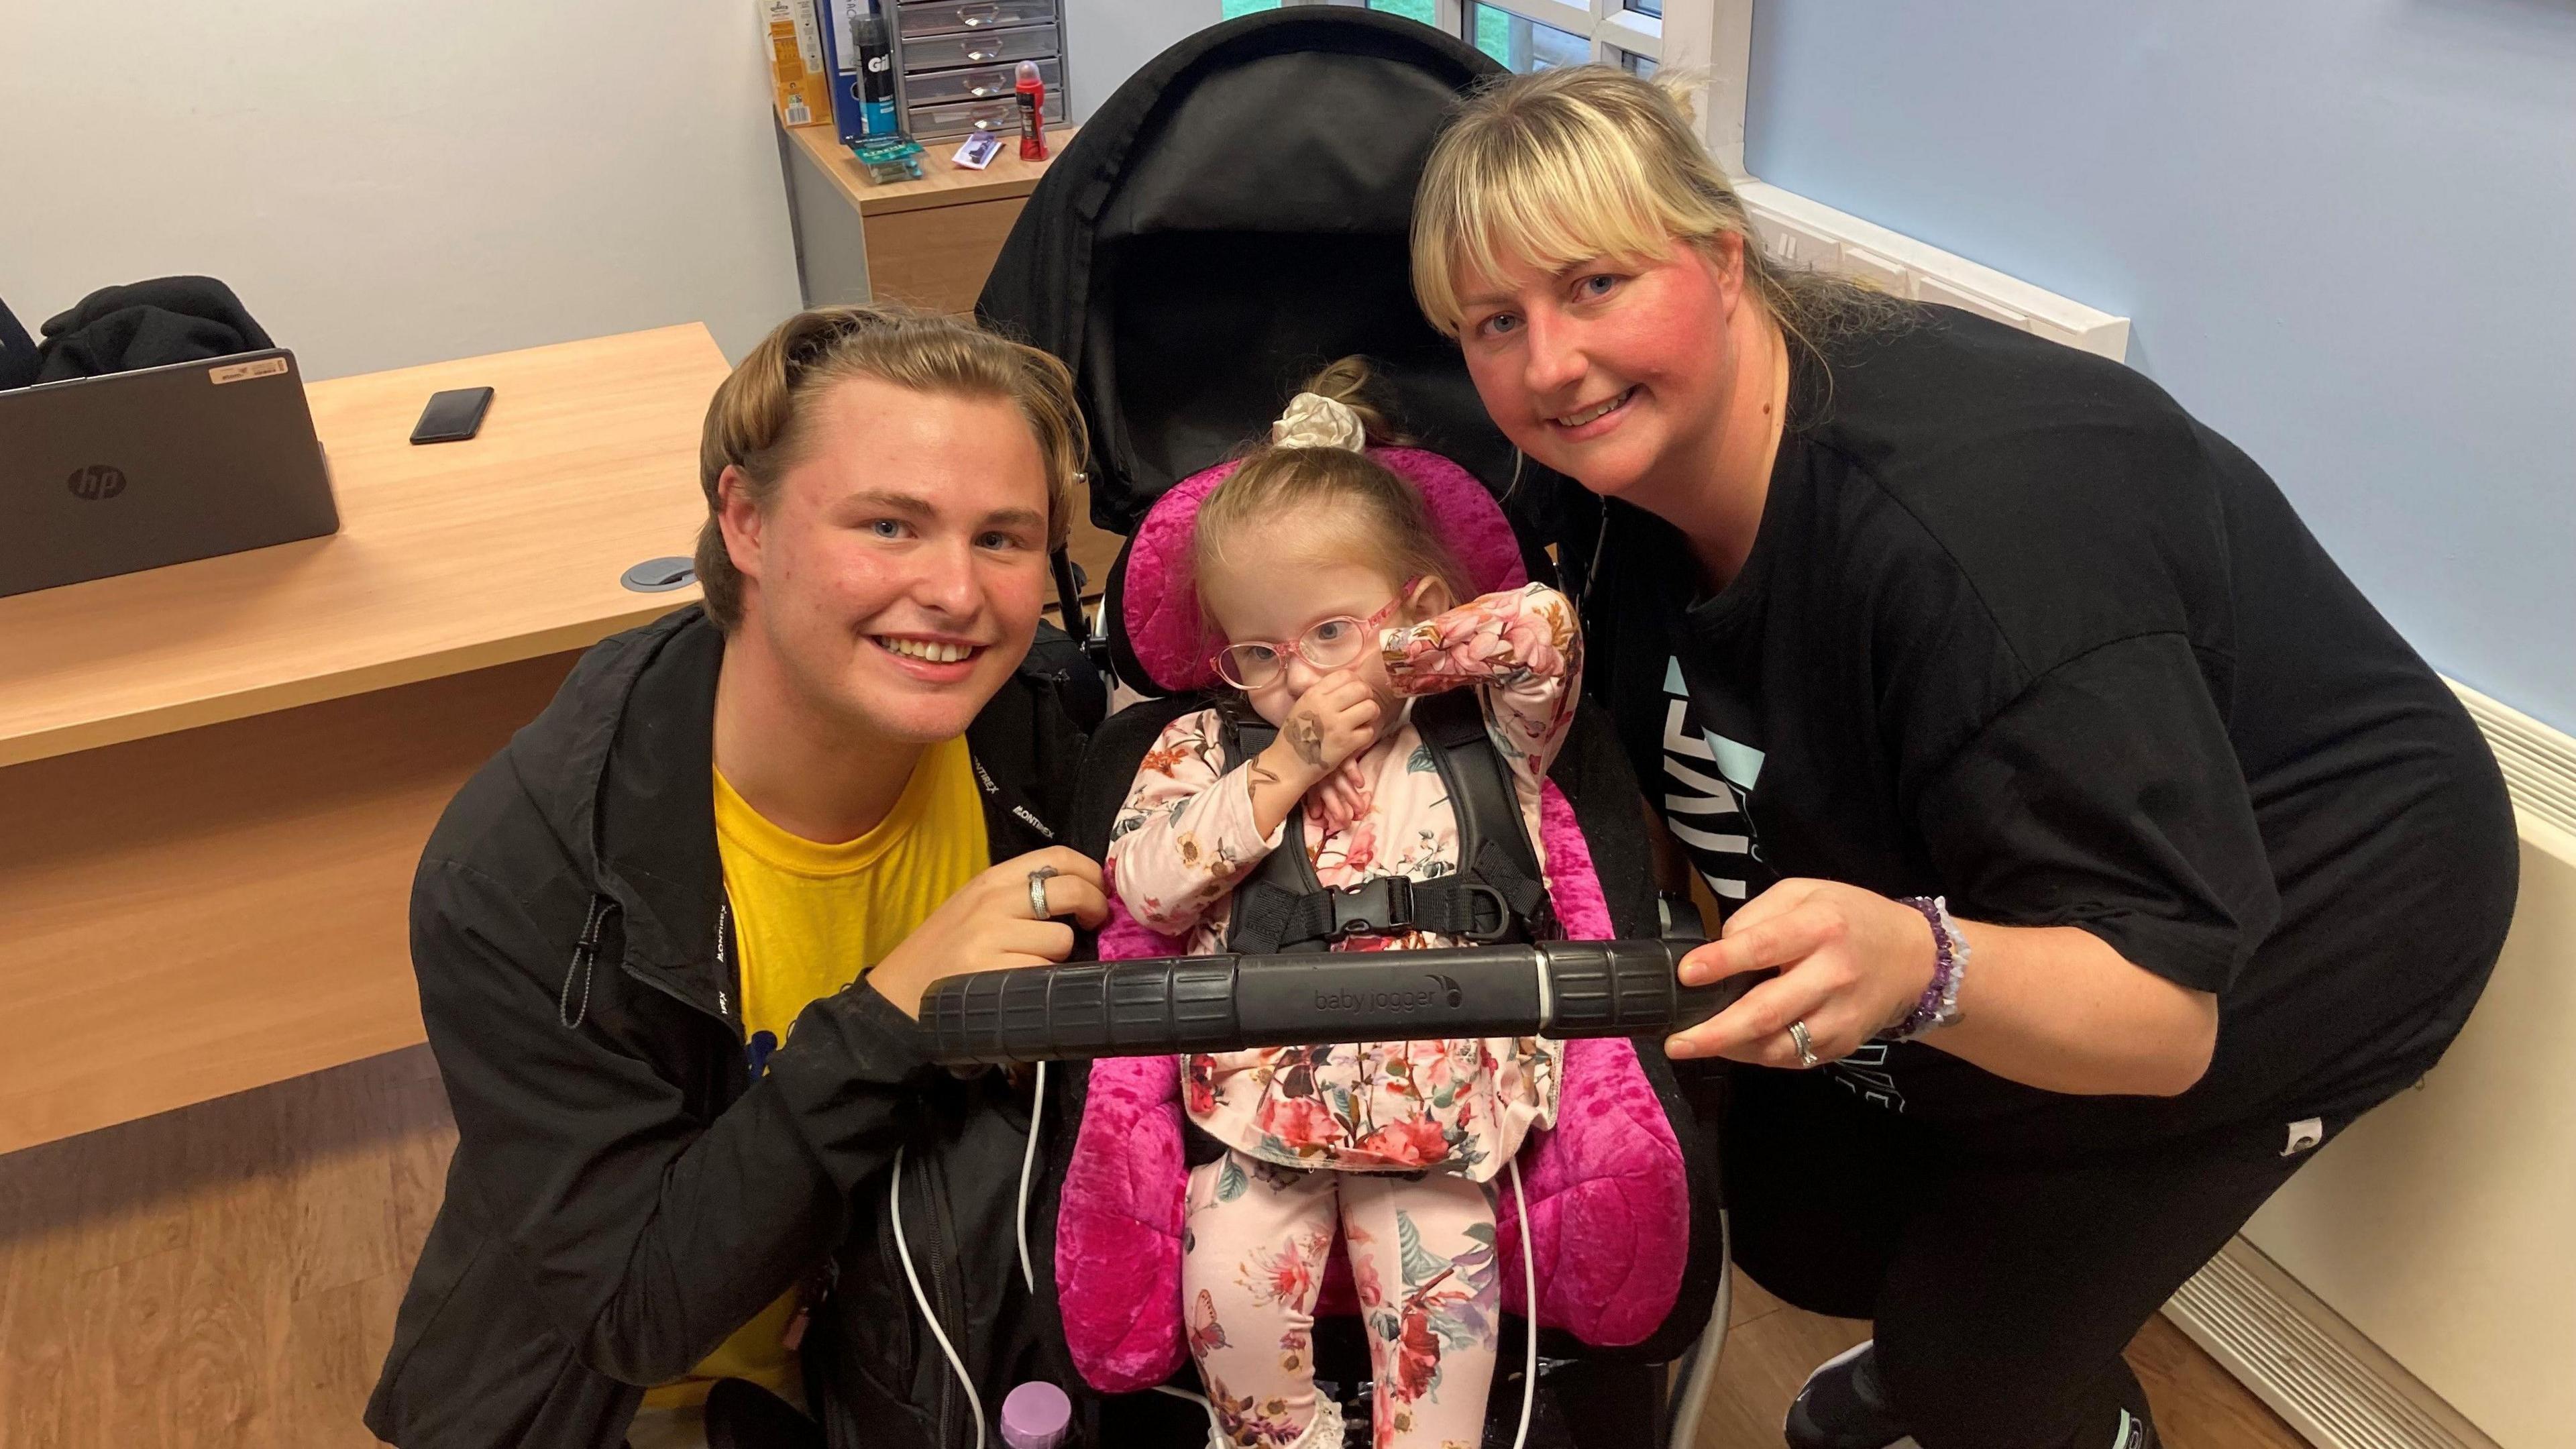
[1412,65,1906,366]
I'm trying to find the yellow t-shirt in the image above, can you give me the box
[641,735,989,1410]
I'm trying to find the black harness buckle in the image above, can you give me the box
[1328,875,1413,938]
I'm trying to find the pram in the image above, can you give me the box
[977,11,1734,1447]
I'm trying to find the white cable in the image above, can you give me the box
[1024,1066,1228,1443]
[1508,1156,1538,1449]
[1016,1061,1048,1293]
[1154,1383,1226,1445]
[1022,1071,1226,1445]
[1669,1208,1731,1445]
[892,1145,987,1449]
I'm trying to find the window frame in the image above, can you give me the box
[1289,0,1661,69]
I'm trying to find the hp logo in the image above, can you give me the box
[66,464,127,500]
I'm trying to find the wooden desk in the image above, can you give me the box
[781,121,1075,317]
[0,326,724,1154]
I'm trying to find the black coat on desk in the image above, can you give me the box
[364,606,1132,1449]
[0,294,36,390]
[34,274,273,384]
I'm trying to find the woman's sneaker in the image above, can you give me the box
[1783,1340,1915,1449]
[2106,1408,2157,1449]
[1783,1340,2159,1449]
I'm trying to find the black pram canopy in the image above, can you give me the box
[978,9,1520,538]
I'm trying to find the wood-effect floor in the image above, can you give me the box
[0,1047,2306,1449]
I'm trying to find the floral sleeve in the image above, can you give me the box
[1104,708,1288,936]
[1381,582,1585,782]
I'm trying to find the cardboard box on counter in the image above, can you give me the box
[759,0,828,128]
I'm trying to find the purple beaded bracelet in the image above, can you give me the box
[1885,895,1968,1041]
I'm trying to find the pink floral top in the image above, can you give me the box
[1106,584,1583,1182]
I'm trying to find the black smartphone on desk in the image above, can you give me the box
[410,386,494,444]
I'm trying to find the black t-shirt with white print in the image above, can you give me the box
[1578,307,2519,1146]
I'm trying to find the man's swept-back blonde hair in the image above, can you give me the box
[694,304,1087,631]
[1411,66,1896,352]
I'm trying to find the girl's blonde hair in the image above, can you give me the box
[1411,65,1900,355]
[694,304,1088,631]
[1193,357,1471,630]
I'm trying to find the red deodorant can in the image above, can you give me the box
[1014,61,1048,161]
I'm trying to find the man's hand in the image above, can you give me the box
[866,847,1108,1019]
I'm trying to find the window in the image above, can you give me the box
[1246,1,1658,76]
[1367,0,1442,23]
[1470,4,1591,72]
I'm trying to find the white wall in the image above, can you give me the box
[2,1,804,381]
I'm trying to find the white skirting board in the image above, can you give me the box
[2162,680,2576,1449]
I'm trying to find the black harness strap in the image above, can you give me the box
[1220,692,1556,953]
[1413,691,1556,941]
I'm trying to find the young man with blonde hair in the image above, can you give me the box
[369,307,1113,1449]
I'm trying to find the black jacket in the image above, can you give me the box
[34,275,274,384]
[366,606,1093,1449]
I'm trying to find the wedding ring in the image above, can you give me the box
[1026,865,1059,920]
[1788,1019,1820,1069]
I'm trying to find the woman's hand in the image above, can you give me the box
[866,847,1108,1020]
[1665,878,2221,1094]
[1664,879,1937,1067]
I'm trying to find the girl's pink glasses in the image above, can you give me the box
[1212,585,1415,690]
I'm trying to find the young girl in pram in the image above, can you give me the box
[1102,359,1583,1449]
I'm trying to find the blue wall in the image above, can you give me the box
[1747,1,2576,732]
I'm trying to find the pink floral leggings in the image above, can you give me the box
[1183,1150,1501,1449]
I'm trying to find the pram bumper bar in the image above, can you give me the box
[919,939,1753,1067]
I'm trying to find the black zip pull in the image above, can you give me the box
[559,896,610,1029]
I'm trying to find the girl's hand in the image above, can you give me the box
[866,848,1108,1019]
[1263,670,1381,786]
[1309,760,1373,833]
[1246,671,1381,837]
[1662,879,1938,1067]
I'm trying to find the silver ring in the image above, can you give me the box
[1788,1019,1819,1069]
[1026,865,1059,920]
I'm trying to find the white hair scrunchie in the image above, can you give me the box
[1271,392,1370,453]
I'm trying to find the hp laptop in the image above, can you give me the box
[0,348,338,598]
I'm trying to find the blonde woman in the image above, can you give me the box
[1415,68,2516,1449]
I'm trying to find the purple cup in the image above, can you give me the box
[1000,1380,1073,1449]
